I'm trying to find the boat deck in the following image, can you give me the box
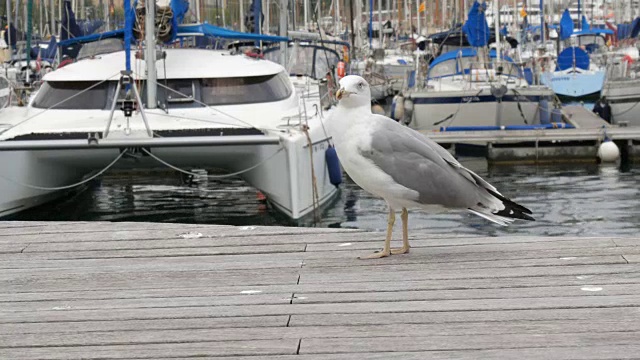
[1,221,640,359]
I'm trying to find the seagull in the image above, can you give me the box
[326,75,534,259]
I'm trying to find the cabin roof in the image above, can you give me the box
[44,48,284,81]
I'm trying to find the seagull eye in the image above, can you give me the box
[357,83,365,90]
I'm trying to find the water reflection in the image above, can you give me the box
[11,159,640,237]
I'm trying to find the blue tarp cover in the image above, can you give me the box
[631,17,640,38]
[429,48,516,69]
[462,1,490,47]
[58,29,125,47]
[572,27,614,36]
[178,23,288,42]
[57,23,288,48]
[557,47,590,71]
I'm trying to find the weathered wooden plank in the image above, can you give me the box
[289,307,640,327]
[0,222,210,236]
[298,332,640,354]
[0,315,290,335]
[0,254,626,282]
[305,238,617,253]
[1,265,634,295]
[2,320,640,348]
[301,245,640,263]
[0,243,306,261]
[0,243,27,254]
[0,339,300,359]
[611,238,640,247]
[4,283,635,313]
[19,238,307,253]
[0,223,363,240]
[0,292,295,312]
[302,254,627,270]
[0,252,308,271]
[0,270,632,303]
[291,283,640,304]
[3,295,640,323]
[0,268,301,293]
[298,263,640,284]
[3,270,639,301]
[216,346,640,360]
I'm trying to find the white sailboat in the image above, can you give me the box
[0,1,341,222]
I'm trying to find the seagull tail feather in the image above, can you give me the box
[468,190,534,225]
[485,189,535,221]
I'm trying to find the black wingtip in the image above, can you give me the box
[487,189,535,221]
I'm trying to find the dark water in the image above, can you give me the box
[11,159,640,237]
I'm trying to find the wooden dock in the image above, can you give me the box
[1,221,640,359]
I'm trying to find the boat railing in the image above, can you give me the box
[605,59,640,81]
[464,61,524,85]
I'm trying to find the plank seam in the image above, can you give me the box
[19,244,30,253]
[296,338,302,355]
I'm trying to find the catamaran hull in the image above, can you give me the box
[407,88,556,131]
[602,78,640,127]
[0,136,338,221]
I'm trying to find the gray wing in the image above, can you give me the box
[360,115,493,208]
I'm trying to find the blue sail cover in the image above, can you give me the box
[178,23,288,42]
[57,29,125,47]
[60,0,82,41]
[631,17,640,38]
[557,47,590,71]
[169,0,190,42]
[462,1,490,47]
[581,15,591,31]
[560,9,574,40]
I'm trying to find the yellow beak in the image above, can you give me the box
[336,88,350,100]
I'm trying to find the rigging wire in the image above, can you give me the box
[0,150,127,191]
[140,146,285,179]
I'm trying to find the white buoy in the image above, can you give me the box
[371,104,385,115]
[597,140,620,162]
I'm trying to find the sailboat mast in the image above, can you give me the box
[6,0,11,55]
[239,0,244,31]
[278,0,287,67]
[495,0,501,63]
[336,0,341,34]
[303,0,308,30]
[577,0,581,29]
[26,0,32,82]
[145,0,156,109]
[377,0,382,45]
[442,0,446,29]
[539,0,544,41]
[415,0,420,35]
[50,0,55,35]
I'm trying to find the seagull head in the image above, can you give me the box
[335,75,371,109]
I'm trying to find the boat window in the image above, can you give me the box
[428,59,457,78]
[314,49,340,79]
[77,38,124,60]
[32,81,109,109]
[200,72,292,105]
